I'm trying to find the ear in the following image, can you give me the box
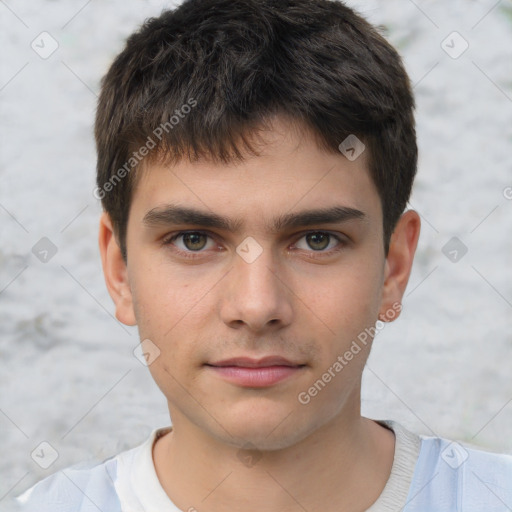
[98,212,137,326]
[378,210,421,322]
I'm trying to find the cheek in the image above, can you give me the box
[130,263,215,365]
[131,260,196,331]
[303,260,383,339]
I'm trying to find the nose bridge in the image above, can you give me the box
[236,247,277,293]
[221,237,292,329]
[234,238,281,299]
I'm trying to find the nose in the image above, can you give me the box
[219,244,293,333]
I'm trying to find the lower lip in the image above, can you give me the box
[206,365,304,387]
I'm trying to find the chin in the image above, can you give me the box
[211,404,317,452]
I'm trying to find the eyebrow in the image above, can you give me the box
[142,204,367,234]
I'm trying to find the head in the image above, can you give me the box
[97,0,421,450]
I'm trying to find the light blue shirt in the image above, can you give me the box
[14,420,512,511]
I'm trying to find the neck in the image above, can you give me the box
[153,405,395,512]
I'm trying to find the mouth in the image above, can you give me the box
[205,356,307,388]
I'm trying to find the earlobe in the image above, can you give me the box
[98,212,137,326]
[378,210,421,322]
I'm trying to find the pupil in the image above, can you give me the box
[184,233,206,251]
[308,233,329,250]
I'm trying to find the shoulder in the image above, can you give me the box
[407,432,512,511]
[14,428,168,512]
[15,456,122,512]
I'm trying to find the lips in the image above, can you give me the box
[205,356,306,388]
[208,356,303,368]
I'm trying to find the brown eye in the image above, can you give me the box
[182,232,208,251]
[163,231,215,253]
[305,232,331,251]
[293,231,348,258]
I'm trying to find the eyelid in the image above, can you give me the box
[292,229,347,242]
[162,229,346,244]
[162,230,218,248]
[290,230,347,253]
[162,229,348,259]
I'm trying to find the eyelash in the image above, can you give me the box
[161,230,348,260]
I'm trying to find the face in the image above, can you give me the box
[100,116,416,451]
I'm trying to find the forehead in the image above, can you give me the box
[130,117,381,231]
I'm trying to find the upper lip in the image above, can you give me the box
[207,356,303,368]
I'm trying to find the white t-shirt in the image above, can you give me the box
[16,419,512,511]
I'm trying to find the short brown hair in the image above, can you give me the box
[95,0,417,261]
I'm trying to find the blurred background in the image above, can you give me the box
[1,0,511,507]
